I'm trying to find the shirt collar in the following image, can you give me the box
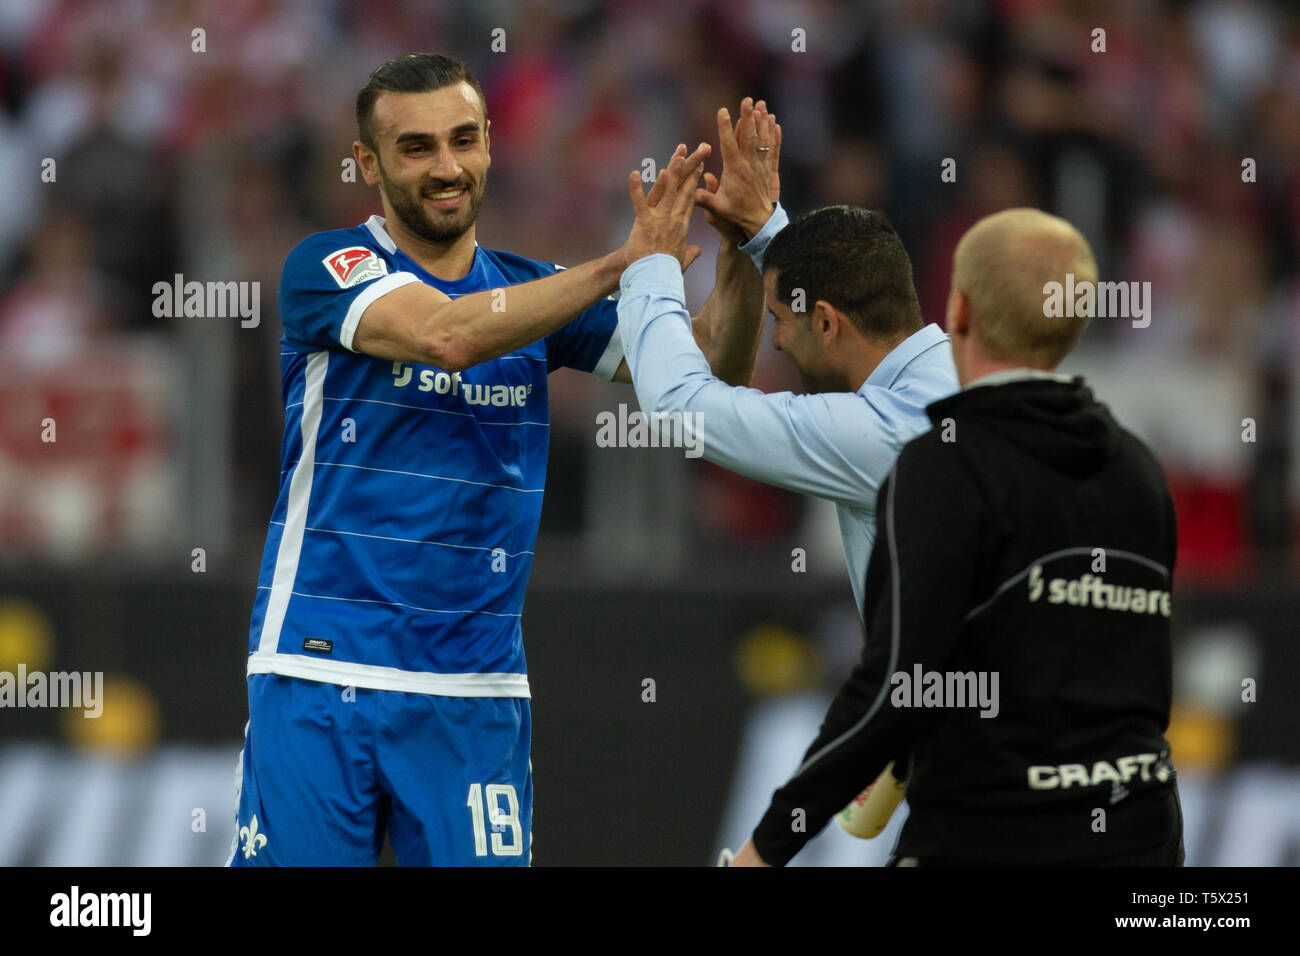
[362,214,486,291]
[962,367,1075,391]
[862,323,949,391]
[364,215,398,253]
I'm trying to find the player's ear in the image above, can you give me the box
[354,140,382,187]
[812,300,838,340]
[946,287,972,339]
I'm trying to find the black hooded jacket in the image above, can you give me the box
[752,374,1181,865]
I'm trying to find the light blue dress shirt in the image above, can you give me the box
[616,206,959,612]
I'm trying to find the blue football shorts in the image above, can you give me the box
[227,672,532,866]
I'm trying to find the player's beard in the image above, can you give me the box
[798,369,831,394]
[380,163,486,244]
[798,366,844,394]
[787,342,838,395]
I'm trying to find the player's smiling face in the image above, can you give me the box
[368,82,491,244]
[765,270,835,393]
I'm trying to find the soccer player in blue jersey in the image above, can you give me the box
[227,52,776,866]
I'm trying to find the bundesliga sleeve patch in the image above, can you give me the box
[323,246,389,289]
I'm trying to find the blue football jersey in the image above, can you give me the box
[246,215,622,697]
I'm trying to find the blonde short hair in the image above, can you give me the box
[952,208,1098,368]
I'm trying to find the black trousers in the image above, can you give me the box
[888,839,1184,866]
[887,783,1186,866]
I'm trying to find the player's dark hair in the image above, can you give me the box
[356,53,487,151]
[763,206,924,343]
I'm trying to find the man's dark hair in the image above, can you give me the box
[763,206,924,343]
[356,53,487,151]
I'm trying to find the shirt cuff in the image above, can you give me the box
[619,253,686,301]
[737,202,789,273]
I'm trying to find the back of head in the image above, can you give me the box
[764,205,924,344]
[952,208,1097,368]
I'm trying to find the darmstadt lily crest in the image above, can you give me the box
[239,815,268,859]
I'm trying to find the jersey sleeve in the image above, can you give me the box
[544,287,623,379]
[277,234,421,352]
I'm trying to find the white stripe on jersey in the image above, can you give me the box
[282,395,549,428]
[256,350,329,656]
[593,321,624,381]
[266,520,535,557]
[311,459,544,493]
[246,654,531,698]
[339,271,420,352]
[263,587,521,618]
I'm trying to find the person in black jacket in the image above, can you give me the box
[730,208,1183,866]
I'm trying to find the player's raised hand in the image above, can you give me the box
[622,142,711,272]
[645,143,688,209]
[694,97,782,242]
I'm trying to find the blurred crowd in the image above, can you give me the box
[0,0,1297,578]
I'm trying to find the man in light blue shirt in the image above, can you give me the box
[620,185,957,868]
[618,197,958,612]
[618,105,960,867]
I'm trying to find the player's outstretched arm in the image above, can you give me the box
[685,98,781,387]
[352,254,621,370]
[617,264,902,508]
[352,143,711,371]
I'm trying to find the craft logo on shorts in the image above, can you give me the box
[324,246,388,289]
[1027,751,1173,791]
